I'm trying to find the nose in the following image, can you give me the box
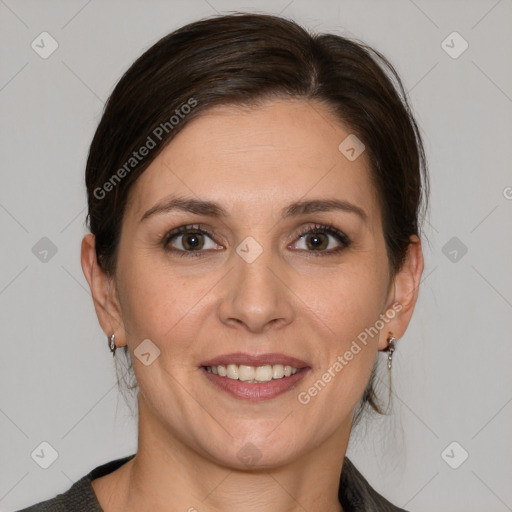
[217,241,295,333]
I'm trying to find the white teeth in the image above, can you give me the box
[238,365,255,381]
[254,365,273,382]
[272,364,284,379]
[226,364,239,380]
[205,363,300,382]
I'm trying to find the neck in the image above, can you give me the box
[101,397,351,512]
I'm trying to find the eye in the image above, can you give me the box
[162,224,222,257]
[290,223,351,255]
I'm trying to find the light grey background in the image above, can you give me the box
[1,1,511,511]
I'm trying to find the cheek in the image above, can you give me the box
[294,259,387,392]
[298,260,388,341]
[117,253,216,347]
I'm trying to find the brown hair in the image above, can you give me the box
[85,13,428,426]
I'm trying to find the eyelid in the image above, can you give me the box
[293,223,351,247]
[162,223,221,254]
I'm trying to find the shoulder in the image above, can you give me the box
[340,457,409,512]
[14,455,136,512]
[14,475,98,512]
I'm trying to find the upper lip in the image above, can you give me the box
[199,352,310,369]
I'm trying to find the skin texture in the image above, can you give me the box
[81,98,424,512]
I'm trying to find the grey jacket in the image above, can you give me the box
[16,454,409,511]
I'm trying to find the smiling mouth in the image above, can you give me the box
[203,363,300,383]
[201,363,310,401]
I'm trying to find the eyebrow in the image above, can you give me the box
[139,195,367,223]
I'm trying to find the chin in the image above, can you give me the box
[203,429,304,470]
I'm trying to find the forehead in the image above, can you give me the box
[126,98,380,225]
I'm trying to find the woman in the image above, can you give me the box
[19,12,426,512]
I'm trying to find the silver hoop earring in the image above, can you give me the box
[386,335,396,371]
[108,333,116,356]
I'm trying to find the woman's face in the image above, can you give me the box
[91,98,419,468]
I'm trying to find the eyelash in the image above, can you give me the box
[161,223,352,258]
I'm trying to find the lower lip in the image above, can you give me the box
[201,367,310,401]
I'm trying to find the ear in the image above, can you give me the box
[81,233,127,348]
[378,235,424,351]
